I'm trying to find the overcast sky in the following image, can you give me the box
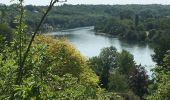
[1,0,170,5]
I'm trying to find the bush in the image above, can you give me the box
[0,35,106,99]
[33,35,99,84]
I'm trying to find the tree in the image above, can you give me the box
[152,34,170,66]
[0,1,124,99]
[33,36,99,84]
[147,50,170,100]
[88,46,119,88]
[13,0,61,87]
[108,72,129,92]
[99,46,119,88]
[163,50,170,70]
[3,0,68,99]
[120,10,134,20]
[117,50,135,75]
[88,57,103,76]
[147,72,170,100]
[128,65,149,99]
[88,47,143,99]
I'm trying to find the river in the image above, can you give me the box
[51,26,155,75]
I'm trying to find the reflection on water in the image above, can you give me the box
[52,26,155,75]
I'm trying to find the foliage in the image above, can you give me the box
[94,17,149,42]
[117,50,135,75]
[147,50,170,100]
[2,2,170,100]
[128,65,149,99]
[88,46,119,88]
[152,34,170,66]
[0,1,119,99]
[163,50,170,70]
[0,50,17,99]
[88,46,143,99]
[147,72,170,100]
[33,36,99,84]
[108,72,129,92]
[94,10,170,43]
[2,4,170,32]
[0,23,13,51]
[0,35,124,99]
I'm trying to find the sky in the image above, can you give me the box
[1,0,170,5]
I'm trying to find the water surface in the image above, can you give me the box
[51,27,155,74]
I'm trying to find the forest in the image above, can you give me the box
[0,1,170,100]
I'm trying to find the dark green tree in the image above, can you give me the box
[108,72,129,92]
[88,46,119,88]
[152,34,170,66]
[128,65,149,99]
[118,50,135,75]
[99,46,119,88]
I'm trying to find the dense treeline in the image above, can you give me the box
[2,4,170,32]
[1,4,108,32]
[95,17,170,42]
[1,2,170,99]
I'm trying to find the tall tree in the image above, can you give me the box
[128,65,149,99]
[88,46,119,88]
[117,50,135,75]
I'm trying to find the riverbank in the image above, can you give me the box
[44,26,94,36]
[94,31,153,46]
